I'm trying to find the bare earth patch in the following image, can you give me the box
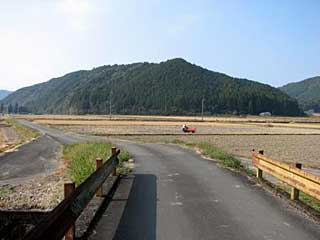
[0,123,20,152]
[0,162,67,210]
[0,175,65,210]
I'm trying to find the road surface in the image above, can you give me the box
[1,121,320,239]
[90,142,320,240]
[0,120,95,184]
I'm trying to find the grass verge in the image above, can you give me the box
[5,119,40,143]
[64,142,130,185]
[168,139,247,172]
[278,184,320,212]
[168,138,320,213]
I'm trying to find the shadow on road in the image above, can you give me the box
[113,174,157,240]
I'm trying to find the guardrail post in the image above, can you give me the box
[112,147,117,176]
[96,158,103,197]
[256,150,264,179]
[64,182,75,240]
[291,163,302,200]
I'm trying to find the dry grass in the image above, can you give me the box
[13,114,320,124]
[26,114,320,134]
[56,123,320,135]
[0,121,20,152]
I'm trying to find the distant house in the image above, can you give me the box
[259,112,272,117]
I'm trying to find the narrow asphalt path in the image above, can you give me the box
[91,142,320,240]
[0,120,100,184]
[1,121,320,239]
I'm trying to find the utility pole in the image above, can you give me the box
[164,95,167,114]
[109,90,112,120]
[201,97,205,121]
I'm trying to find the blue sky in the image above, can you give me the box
[0,0,319,90]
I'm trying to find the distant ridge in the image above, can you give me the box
[280,76,320,113]
[1,58,302,116]
[0,90,11,100]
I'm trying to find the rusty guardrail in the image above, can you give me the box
[252,150,320,201]
[23,147,120,240]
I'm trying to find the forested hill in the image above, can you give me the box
[0,90,11,100]
[1,58,302,116]
[280,76,320,113]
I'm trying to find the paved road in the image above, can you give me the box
[0,120,99,184]
[92,142,320,240]
[2,121,320,239]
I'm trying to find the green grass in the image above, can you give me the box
[194,143,244,170]
[64,142,130,185]
[279,184,320,212]
[5,119,40,143]
[167,138,320,212]
[168,139,245,171]
[0,185,15,198]
[299,192,320,211]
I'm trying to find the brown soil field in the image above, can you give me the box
[15,114,320,124]
[115,135,320,168]
[47,119,320,168]
[55,122,320,135]
[9,115,320,168]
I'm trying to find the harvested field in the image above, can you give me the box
[116,135,320,168]
[15,114,320,124]
[55,122,320,135]
[50,121,320,168]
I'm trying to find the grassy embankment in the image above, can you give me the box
[5,119,40,144]
[168,139,249,172]
[168,139,320,212]
[64,142,130,185]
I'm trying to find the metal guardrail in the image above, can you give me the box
[23,147,121,240]
[252,150,320,201]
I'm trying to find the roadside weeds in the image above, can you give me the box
[64,142,131,186]
[165,138,320,219]
[2,119,41,153]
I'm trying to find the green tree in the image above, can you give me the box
[14,102,19,114]
[8,104,13,114]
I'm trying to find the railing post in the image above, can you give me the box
[112,147,117,176]
[96,158,103,197]
[256,150,264,179]
[64,182,75,240]
[291,163,302,200]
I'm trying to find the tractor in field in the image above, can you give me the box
[181,124,196,133]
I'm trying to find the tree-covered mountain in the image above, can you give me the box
[1,58,302,116]
[280,76,320,113]
[0,90,11,100]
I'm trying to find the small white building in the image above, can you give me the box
[259,112,272,117]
